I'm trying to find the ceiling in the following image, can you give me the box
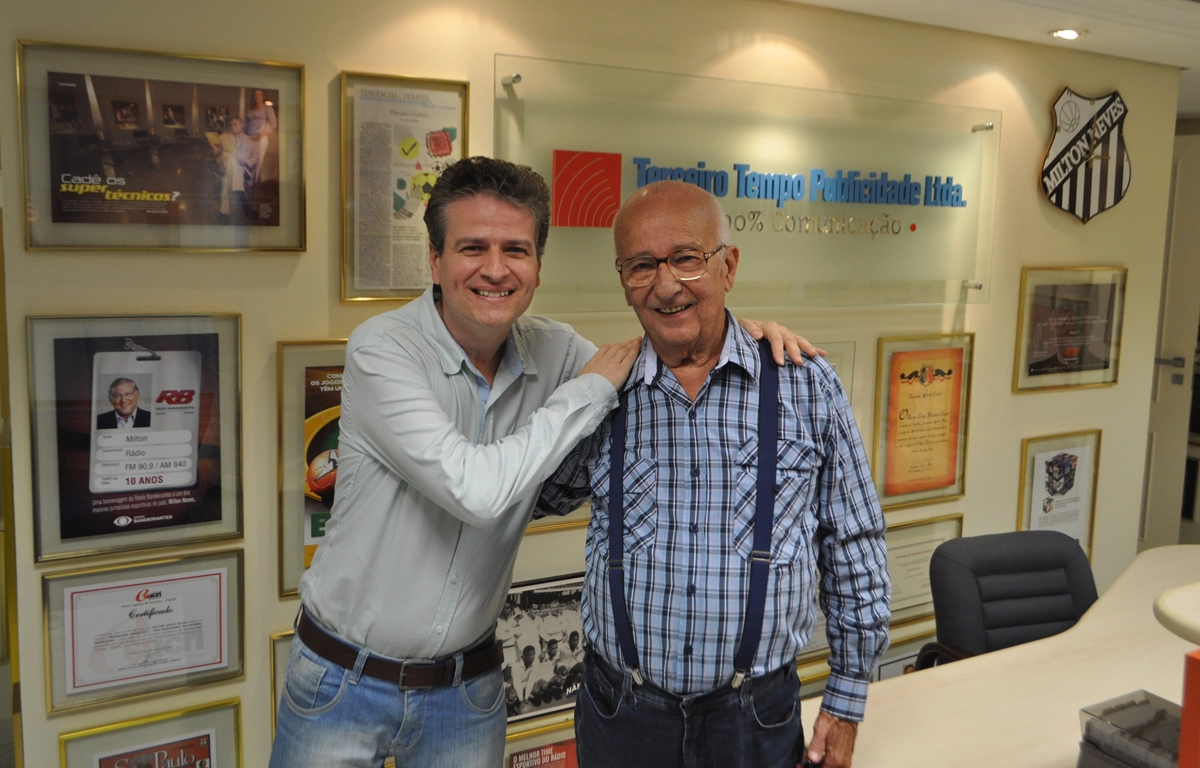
[788,0,1200,116]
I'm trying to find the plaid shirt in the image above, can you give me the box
[536,316,890,721]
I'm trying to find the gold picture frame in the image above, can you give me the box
[340,71,469,301]
[18,40,305,251]
[872,334,975,511]
[277,340,347,597]
[886,513,964,628]
[59,697,241,768]
[1012,267,1127,393]
[269,629,293,738]
[28,313,243,562]
[43,548,245,713]
[1017,429,1101,559]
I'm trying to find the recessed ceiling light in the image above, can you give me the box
[1050,29,1085,40]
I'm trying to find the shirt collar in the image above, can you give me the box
[630,310,759,390]
[415,285,533,379]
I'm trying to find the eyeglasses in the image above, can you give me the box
[616,245,726,287]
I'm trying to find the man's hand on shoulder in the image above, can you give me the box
[738,319,826,366]
[803,711,858,768]
[578,338,641,390]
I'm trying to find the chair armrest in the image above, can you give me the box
[914,642,973,670]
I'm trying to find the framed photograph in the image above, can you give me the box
[29,314,242,561]
[277,340,347,596]
[1013,267,1127,393]
[341,71,468,301]
[44,548,244,712]
[887,513,963,627]
[18,40,304,250]
[269,629,293,737]
[872,334,974,510]
[1018,429,1101,558]
[501,575,584,725]
[59,697,241,768]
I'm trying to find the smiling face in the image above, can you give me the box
[614,183,738,364]
[108,380,139,418]
[428,193,541,351]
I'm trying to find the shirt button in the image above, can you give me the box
[687,584,696,596]
[436,625,445,634]
[691,465,700,477]
[689,523,698,534]
[683,644,693,656]
[688,410,697,420]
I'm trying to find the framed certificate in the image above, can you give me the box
[277,340,346,596]
[886,513,963,627]
[341,71,469,301]
[1013,267,1127,393]
[59,697,241,768]
[29,314,242,561]
[1017,429,1100,558]
[43,548,244,712]
[872,334,974,510]
[18,41,304,251]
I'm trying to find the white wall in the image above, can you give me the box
[0,0,1180,765]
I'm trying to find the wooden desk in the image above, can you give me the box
[801,545,1200,767]
[1154,580,1200,645]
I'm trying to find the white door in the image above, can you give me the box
[1141,134,1200,549]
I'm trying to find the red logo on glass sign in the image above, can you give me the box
[552,150,622,228]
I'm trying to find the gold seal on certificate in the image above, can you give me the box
[89,350,202,495]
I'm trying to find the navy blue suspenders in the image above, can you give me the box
[606,339,780,689]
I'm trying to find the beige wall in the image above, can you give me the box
[0,0,1180,764]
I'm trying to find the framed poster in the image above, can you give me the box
[501,575,584,725]
[29,315,242,561]
[277,340,347,596]
[18,41,305,250]
[44,548,244,712]
[507,736,578,768]
[269,629,293,738]
[59,697,241,768]
[872,333,974,510]
[1017,429,1101,558]
[341,71,469,301]
[1013,267,1127,393]
[886,513,963,627]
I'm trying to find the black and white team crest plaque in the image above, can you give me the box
[1041,88,1130,224]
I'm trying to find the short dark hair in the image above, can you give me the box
[424,156,550,257]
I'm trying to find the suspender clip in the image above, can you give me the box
[631,667,644,686]
[608,558,624,571]
[750,550,771,564]
[731,670,747,689]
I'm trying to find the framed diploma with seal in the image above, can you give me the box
[44,548,244,712]
[1013,267,1126,393]
[872,334,974,510]
[277,340,346,596]
[18,41,304,251]
[28,314,242,561]
[340,71,468,301]
[58,697,241,768]
[1017,429,1100,558]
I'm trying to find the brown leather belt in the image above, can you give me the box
[297,611,503,688]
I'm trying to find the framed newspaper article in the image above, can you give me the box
[43,548,244,713]
[18,41,304,251]
[59,697,241,768]
[1017,429,1100,559]
[340,71,469,301]
[1013,267,1127,393]
[872,333,974,511]
[28,314,242,561]
[277,340,347,596]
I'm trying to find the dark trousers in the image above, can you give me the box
[575,653,803,768]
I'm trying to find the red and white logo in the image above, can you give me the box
[552,150,622,228]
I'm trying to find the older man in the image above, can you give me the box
[538,181,890,768]
[270,158,814,768]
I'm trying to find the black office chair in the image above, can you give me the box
[915,530,1097,670]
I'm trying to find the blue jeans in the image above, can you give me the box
[269,631,506,768]
[575,653,803,768]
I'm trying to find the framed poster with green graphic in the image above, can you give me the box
[277,340,346,596]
